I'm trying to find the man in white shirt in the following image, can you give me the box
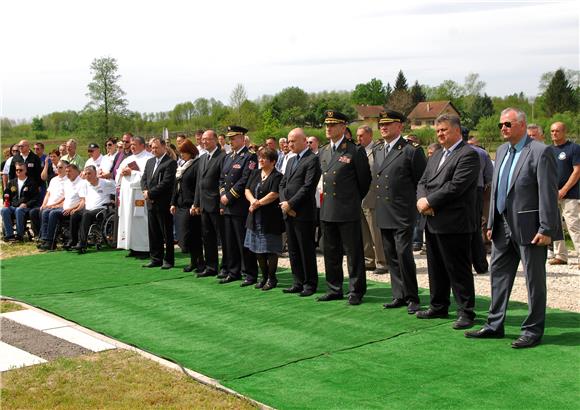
[84,143,104,173]
[72,165,115,253]
[32,160,67,247]
[116,136,153,257]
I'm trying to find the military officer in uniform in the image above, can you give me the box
[218,126,259,286]
[317,110,372,305]
[373,110,427,313]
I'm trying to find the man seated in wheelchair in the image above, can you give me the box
[1,161,40,242]
[37,162,83,251]
[72,165,115,254]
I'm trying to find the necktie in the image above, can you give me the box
[496,146,516,214]
[332,144,336,153]
[153,158,160,174]
[290,155,300,174]
[437,149,451,171]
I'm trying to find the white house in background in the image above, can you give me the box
[407,101,460,129]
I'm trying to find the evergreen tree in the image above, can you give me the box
[543,68,577,116]
[410,81,426,105]
[394,70,408,91]
[470,93,494,127]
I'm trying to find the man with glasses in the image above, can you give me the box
[9,140,42,187]
[111,133,133,179]
[61,139,85,170]
[34,143,46,166]
[85,143,104,173]
[2,162,40,242]
[307,136,320,155]
[465,108,559,349]
[35,160,68,250]
[2,144,21,190]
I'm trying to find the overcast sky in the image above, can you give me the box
[1,0,578,120]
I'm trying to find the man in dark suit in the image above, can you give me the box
[279,128,322,297]
[373,110,426,313]
[416,114,480,329]
[218,126,259,286]
[1,161,40,241]
[193,129,227,277]
[317,110,372,305]
[465,107,559,349]
[141,138,177,269]
[9,140,42,187]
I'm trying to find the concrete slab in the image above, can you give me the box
[0,341,46,371]
[1,310,67,331]
[45,327,116,352]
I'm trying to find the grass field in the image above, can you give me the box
[1,250,579,409]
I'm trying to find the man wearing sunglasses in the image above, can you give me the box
[85,143,104,173]
[2,162,40,242]
[110,133,133,179]
[465,107,559,349]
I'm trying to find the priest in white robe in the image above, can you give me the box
[116,136,153,255]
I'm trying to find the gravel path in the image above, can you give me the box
[277,250,580,313]
[0,318,92,360]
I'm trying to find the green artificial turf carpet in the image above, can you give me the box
[2,250,579,409]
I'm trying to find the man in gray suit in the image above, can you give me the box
[357,125,388,275]
[465,107,559,349]
[373,110,426,313]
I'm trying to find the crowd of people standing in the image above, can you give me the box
[1,107,579,349]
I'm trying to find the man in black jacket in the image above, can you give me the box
[9,140,42,187]
[2,161,40,241]
[416,114,480,329]
[141,138,177,269]
[193,129,227,277]
[317,110,372,305]
[279,128,322,297]
[218,126,258,286]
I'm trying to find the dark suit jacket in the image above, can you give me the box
[319,139,371,222]
[373,138,427,229]
[9,152,42,185]
[171,158,199,209]
[245,169,284,235]
[5,177,40,208]
[219,146,258,217]
[417,141,480,234]
[488,136,559,244]
[141,154,177,211]
[194,148,225,213]
[279,149,321,222]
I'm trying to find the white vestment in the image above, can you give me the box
[116,150,153,251]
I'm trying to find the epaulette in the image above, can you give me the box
[411,142,421,148]
[248,149,256,155]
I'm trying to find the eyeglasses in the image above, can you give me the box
[498,121,513,129]
[15,169,25,173]
[88,150,94,153]
[307,141,313,144]
[56,166,65,169]
[106,143,114,147]
[123,140,131,143]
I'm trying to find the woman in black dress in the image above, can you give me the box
[244,147,284,290]
[170,139,203,273]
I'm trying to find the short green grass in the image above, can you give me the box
[1,349,256,409]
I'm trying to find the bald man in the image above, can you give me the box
[9,139,42,186]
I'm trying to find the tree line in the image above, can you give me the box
[1,57,578,149]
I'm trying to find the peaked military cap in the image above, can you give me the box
[324,110,349,124]
[378,109,406,125]
[226,125,248,138]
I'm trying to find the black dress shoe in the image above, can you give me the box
[216,271,229,279]
[161,262,174,270]
[511,335,541,349]
[143,262,162,268]
[452,316,475,330]
[464,327,505,339]
[416,308,449,319]
[219,275,240,284]
[299,289,316,297]
[197,270,217,278]
[407,302,421,314]
[240,279,257,287]
[183,264,194,273]
[383,299,406,309]
[348,295,362,305]
[316,293,344,302]
[262,280,277,291]
[283,286,303,294]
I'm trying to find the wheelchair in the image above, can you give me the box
[86,204,117,250]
